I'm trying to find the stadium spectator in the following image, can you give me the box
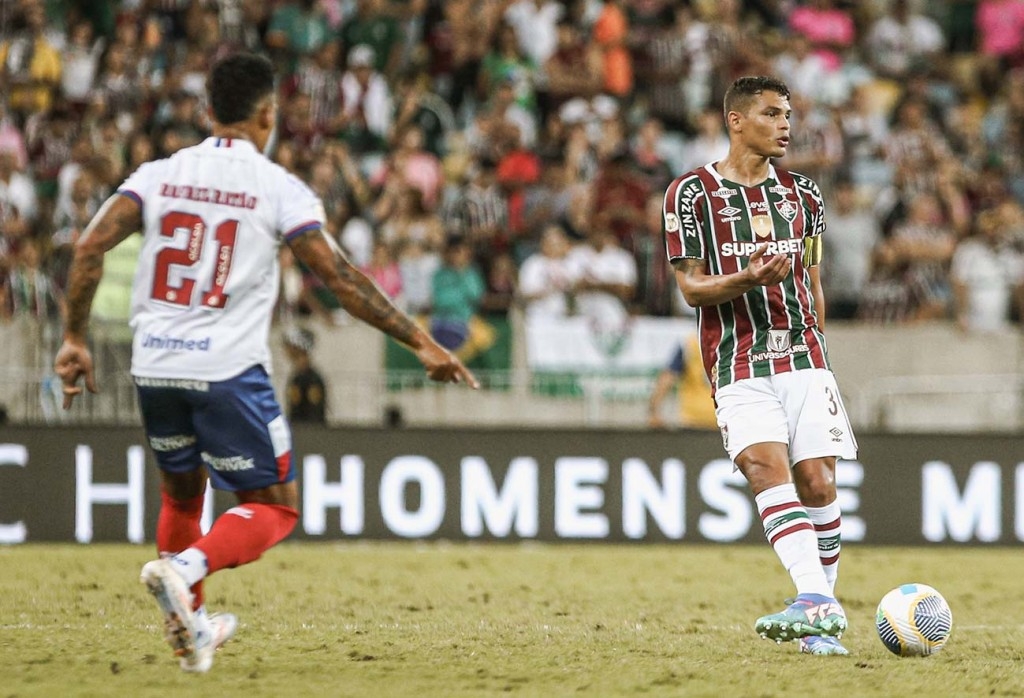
[569,224,637,332]
[54,52,476,675]
[458,155,508,254]
[282,326,328,424]
[0,0,62,124]
[264,0,335,71]
[341,0,402,78]
[379,184,445,256]
[787,0,856,73]
[517,223,579,319]
[836,82,891,188]
[865,0,945,82]
[822,178,881,320]
[883,97,950,196]
[279,40,345,137]
[0,141,39,247]
[390,70,456,159]
[361,240,403,302]
[397,236,441,316]
[632,191,677,317]
[60,19,105,110]
[541,16,603,117]
[338,43,393,156]
[593,0,633,98]
[478,21,538,115]
[3,237,61,321]
[680,107,730,175]
[646,335,717,431]
[503,0,563,68]
[50,166,100,293]
[951,204,1024,333]
[430,235,493,361]
[479,250,518,317]
[92,41,149,134]
[381,124,444,210]
[590,150,649,250]
[861,190,957,323]
[640,4,712,131]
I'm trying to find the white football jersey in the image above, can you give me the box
[119,137,325,380]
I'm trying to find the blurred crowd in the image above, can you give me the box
[3,0,1024,350]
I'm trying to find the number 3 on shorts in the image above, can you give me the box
[824,386,838,416]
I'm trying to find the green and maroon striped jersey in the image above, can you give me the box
[663,163,830,393]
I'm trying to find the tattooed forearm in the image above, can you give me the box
[289,231,424,348]
[334,262,422,345]
[64,248,105,341]
[674,258,705,276]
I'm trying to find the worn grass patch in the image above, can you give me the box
[2,543,1023,697]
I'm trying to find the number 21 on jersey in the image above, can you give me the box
[151,211,238,309]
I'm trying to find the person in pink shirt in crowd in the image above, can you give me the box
[362,240,404,301]
[787,0,856,73]
[976,0,1024,65]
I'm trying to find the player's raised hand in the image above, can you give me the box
[747,243,792,286]
[414,340,481,389]
[54,339,98,409]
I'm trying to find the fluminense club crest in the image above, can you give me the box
[775,198,799,222]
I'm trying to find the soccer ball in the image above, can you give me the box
[875,583,953,657]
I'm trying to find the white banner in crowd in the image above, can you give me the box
[525,316,696,372]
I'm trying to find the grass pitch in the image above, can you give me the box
[2,543,1023,698]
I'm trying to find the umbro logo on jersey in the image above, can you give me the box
[717,206,742,222]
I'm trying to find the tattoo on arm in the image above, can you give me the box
[289,231,422,347]
[673,258,705,276]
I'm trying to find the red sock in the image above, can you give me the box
[157,488,205,609]
[194,503,298,574]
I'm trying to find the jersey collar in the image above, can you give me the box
[706,161,778,188]
[203,136,259,154]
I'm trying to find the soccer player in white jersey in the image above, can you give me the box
[663,76,857,656]
[54,52,478,673]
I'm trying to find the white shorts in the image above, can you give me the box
[714,368,858,465]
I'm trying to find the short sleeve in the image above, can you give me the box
[117,161,159,210]
[278,172,326,241]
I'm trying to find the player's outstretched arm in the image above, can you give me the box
[673,244,791,307]
[288,229,480,388]
[55,194,143,408]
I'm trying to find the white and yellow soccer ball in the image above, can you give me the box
[875,583,953,657]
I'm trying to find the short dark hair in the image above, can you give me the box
[208,52,275,126]
[723,76,791,118]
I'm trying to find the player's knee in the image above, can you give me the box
[794,463,837,507]
[736,457,791,492]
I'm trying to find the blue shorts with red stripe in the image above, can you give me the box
[135,365,294,492]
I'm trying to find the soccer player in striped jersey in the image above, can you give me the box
[54,52,478,673]
[664,76,857,656]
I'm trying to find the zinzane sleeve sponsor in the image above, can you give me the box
[664,176,705,262]
[277,172,327,242]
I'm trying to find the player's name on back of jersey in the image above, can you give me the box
[159,183,257,210]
